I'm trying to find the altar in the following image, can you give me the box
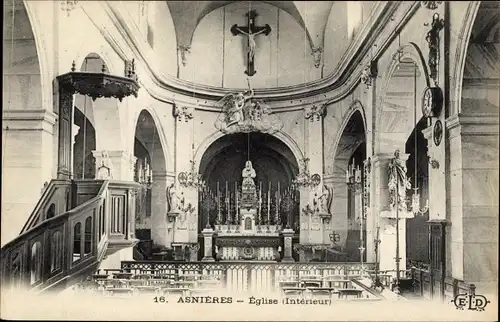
[212,161,283,261]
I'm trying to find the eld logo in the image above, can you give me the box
[451,294,490,311]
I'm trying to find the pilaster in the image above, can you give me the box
[446,113,499,293]
[1,109,57,246]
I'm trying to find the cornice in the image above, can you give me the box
[88,1,419,107]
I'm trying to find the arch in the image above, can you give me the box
[72,222,82,262]
[451,2,481,116]
[330,106,367,259]
[194,129,303,176]
[50,231,63,272]
[331,100,368,163]
[22,1,51,112]
[375,42,431,154]
[84,216,93,255]
[46,203,56,220]
[130,106,173,172]
[73,45,121,77]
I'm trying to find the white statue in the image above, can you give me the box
[317,185,333,214]
[242,160,257,187]
[96,150,112,179]
[217,80,254,126]
[166,183,182,213]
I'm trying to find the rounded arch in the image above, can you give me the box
[451,2,481,116]
[194,129,304,175]
[375,42,431,154]
[22,1,51,112]
[331,100,368,162]
[378,42,431,99]
[73,44,121,77]
[130,106,172,172]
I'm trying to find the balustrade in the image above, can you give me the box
[1,180,139,292]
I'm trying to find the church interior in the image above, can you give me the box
[1,0,498,313]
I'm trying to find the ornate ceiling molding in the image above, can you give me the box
[87,1,419,107]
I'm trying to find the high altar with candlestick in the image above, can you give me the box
[212,161,287,261]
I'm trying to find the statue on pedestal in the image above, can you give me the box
[96,150,113,179]
[388,150,411,210]
[242,160,256,188]
[317,185,333,217]
[166,183,182,214]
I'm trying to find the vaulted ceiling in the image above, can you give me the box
[166,1,334,49]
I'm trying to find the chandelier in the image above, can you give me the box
[409,187,429,215]
[137,158,153,189]
[291,158,321,190]
[345,159,363,191]
[178,160,206,190]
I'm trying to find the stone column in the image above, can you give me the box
[329,174,349,250]
[447,114,498,295]
[282,228,295,262]
[299,104,326,247]
[173,104,199,246]
[372,153,410,274]
[150,171,168,247]
[1,109,57,246]
[201,227,215,261]
[92,150,136,181]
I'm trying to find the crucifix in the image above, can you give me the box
[231,10,271,77]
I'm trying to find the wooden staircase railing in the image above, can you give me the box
[20,179,73,234]
[1,180,140,293]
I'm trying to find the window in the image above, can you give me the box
[73,222,81,262]
[84,216,93,255]
[46,203,56,219]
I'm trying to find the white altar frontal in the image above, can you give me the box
[214,161,282,261]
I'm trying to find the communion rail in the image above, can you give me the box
[121,261,375,293]
[1,180,139,293]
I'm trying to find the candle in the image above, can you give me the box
[235,182,239,221]
[226,181,229,223]
[217,182,221,222]
[268,182,271,223]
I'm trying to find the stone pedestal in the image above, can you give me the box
[281,228,295,262]
[202,227,215,261]
[379,210,412,274]
[372,153,410,275]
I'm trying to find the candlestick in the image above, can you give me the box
[235,182,239,223]
[259,182,262,224]
[268,182,271,223]
[217,182,221,223]
[225,181,229,223]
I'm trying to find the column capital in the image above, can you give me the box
[173,104,194,122]
[304,103,326,122]
[446,113,499,139]
[2,109,57,134]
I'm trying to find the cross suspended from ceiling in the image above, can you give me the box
[231,10,272,77]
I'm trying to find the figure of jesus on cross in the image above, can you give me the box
[231,10,271,76]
